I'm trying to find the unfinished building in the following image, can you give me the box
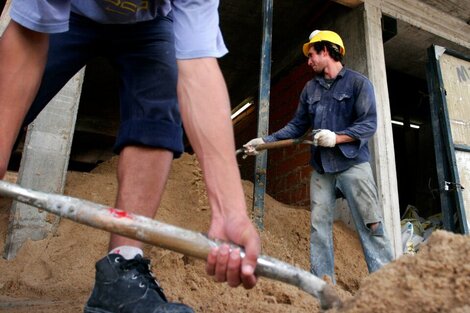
[2,0,470,261]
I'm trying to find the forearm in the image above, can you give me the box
[335,133,356,144]
[177,57,260,287]
[176,58,247,220]
[0,21,49,178]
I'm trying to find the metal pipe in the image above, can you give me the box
[253,0,274,230]
[0,180,341,310]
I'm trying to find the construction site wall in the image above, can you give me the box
[265,64,313,206]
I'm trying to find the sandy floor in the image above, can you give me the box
[1,154,469,313]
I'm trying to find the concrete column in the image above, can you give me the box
[0,1,11,31]
[3,70,85,260]
[362,2,402,258]
[330,5,402,257]
[0,4,86,259]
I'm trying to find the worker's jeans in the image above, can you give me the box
[309,162,394,282]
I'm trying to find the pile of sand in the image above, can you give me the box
[331,229,470,313]
[0,153,469,313]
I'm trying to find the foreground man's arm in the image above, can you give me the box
[0,21,49,178]
[177,57,260,289]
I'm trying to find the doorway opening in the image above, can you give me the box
[383,17,470,241]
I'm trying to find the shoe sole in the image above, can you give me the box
[84,306,113,313]
[84,305,194,313]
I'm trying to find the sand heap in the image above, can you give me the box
[331,229,470,313]
[0,153,469,313]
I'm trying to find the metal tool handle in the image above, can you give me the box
[0,180,340,310]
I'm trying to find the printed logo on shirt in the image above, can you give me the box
[104,0,149,15]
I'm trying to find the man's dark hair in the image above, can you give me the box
[312,41,343,62]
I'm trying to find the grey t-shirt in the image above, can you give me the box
[9,0,228,59]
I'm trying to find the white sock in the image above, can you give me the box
[109,245,143,260]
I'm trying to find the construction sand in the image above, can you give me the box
[0,153,469,313]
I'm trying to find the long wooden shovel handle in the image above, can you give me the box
[236,129,320,157]
[255,137,314,151]
[0,180,340,310]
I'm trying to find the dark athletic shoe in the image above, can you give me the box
[84,254,194,313]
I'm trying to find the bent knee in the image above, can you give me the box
[367,222,384,236]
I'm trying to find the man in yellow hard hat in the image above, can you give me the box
[244,30,394,283]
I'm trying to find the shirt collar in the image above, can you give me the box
[315,67,346,89]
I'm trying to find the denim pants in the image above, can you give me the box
[23,12,183,156]
[309,162,394,282]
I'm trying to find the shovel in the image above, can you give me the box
[0,180,341,310]
[236,129,320,158]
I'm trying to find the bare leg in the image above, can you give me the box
[108,145,173,251]
[0,21,48,178]
[86,148,194,313]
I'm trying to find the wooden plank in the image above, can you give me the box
[0,295,82,312]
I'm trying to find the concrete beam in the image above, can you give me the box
[377,0,469,50]
[332,0,363,8]
[333,0,470,50]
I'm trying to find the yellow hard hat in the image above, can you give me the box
[302,30,345,57]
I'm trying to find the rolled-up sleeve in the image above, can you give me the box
[10,0,71,33]
[172,0,228,60]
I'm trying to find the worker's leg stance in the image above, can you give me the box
[309,170,337,282]
[22,12,191,313]
[81,13,189,313]
[336,162,394,273]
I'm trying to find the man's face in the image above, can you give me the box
[307,46,326,74]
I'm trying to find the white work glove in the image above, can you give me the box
[243,138,265,155]
[313,129,336,147]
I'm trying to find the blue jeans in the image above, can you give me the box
[309,162,394,282]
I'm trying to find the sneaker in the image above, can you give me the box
[84,254,194,313]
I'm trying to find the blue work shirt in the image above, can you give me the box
[264,67,377,174]
[10,0,228,60]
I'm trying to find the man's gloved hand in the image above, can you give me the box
[313,130,336,147]
[243,138,265,155]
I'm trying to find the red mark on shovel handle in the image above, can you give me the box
[108,208,132,219]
